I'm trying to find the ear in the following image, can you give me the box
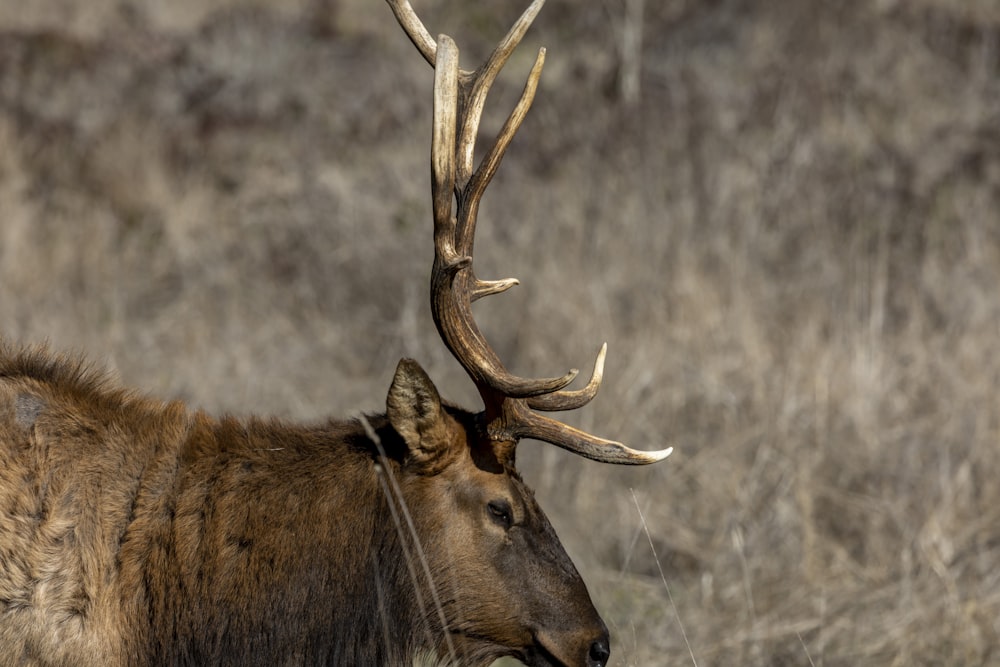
[386,359,458,472]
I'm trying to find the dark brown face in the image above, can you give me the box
[387,361,611,667]
[412,437,609,667]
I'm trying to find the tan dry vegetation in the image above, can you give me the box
[1,0,999,665]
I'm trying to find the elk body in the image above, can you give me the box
[0,1,669,666]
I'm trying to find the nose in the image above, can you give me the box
[587,635,610,667]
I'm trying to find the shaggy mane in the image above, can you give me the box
[0,340,142,412]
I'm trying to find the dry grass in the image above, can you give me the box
[1,0,999,664]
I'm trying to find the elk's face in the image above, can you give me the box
[387,360,611,667]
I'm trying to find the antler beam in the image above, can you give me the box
[387,0,672,465]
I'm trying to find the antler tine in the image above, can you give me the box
[519,345,672,462]
[528,343,607,412]
[463,47,546,227]
[516,409,673,465]
[455,0,547,185]
[385,0,439,67]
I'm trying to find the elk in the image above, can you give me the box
[0,0,670,665]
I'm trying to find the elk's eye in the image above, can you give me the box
[487,500,513,528]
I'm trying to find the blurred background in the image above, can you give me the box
[1,0,999,664]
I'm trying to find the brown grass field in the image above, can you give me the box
[1,0,999,664]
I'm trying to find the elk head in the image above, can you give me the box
[380,1,671,665]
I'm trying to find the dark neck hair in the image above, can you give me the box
[135,415,437,666]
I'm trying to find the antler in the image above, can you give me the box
[387,0,671,465]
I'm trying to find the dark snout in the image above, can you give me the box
[586,626,611,667]
[531,618,610,667]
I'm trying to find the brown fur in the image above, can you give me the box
[0,343,607,666]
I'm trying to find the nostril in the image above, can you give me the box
[588,637,610,667]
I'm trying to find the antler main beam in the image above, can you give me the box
[387,0,672,465]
